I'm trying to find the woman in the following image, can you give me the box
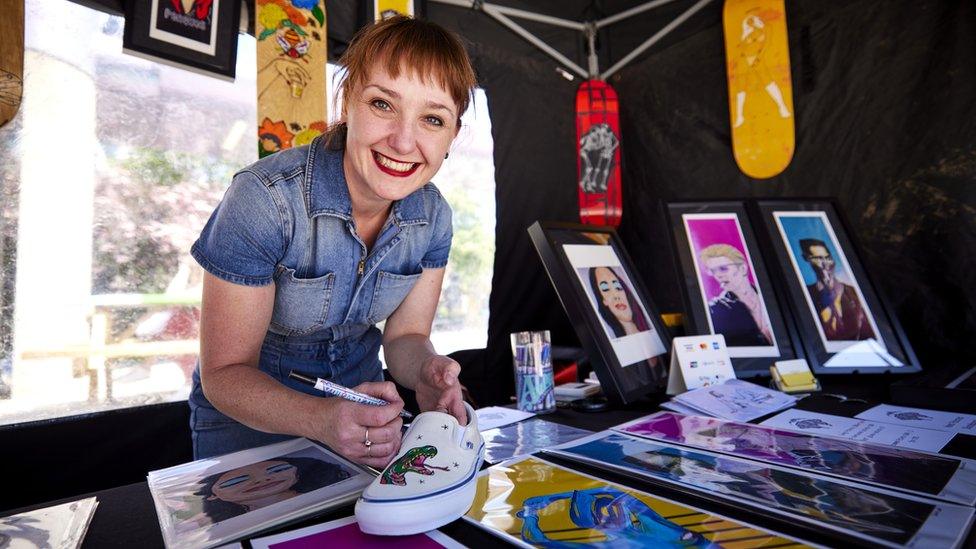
[588,266,650,338]
[188,16,477,466]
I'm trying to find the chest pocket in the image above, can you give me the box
[366,270,422,325]
[271,266,334,335]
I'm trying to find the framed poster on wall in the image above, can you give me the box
[123,0,241,80]
[751,199,921,374]
[666,201,803,377]
[528,221,670,404]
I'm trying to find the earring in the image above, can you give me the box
[444,152,450,159]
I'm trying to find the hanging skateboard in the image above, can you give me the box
[576,79,623,227]
[0,0,24,129]
[256,0,327,157]
[723,0,794,179]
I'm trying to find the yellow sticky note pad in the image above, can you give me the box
[771,359,819,393]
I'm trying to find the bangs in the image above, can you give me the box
[339,16,476,119]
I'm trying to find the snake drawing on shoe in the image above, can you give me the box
[381,445,451,486]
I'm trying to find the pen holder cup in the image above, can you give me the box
[511,330,556,414]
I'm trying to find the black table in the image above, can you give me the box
[5,386,975,548]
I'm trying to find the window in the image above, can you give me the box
[0,0,495,425]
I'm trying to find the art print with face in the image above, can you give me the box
[774,212,881,353]
[616,412,973,503]
[155,446,354,534]
[550,433,960,547]
[683,213,779,358]
[563,244,666,368]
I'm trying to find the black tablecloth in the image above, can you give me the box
[5,384,975,548]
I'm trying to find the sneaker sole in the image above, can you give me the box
[355,456,483,536]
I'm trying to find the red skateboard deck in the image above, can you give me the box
[0,0,24,128]
[576,79,622,227]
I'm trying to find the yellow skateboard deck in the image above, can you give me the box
[256,0,327,157]
[723,0,795,179]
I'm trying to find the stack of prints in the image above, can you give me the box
[147,438,372,548]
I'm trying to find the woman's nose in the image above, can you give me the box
[388,118,417,155]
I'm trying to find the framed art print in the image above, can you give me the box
[528,221,670,404]
[752,199,921,374]
[666,201,803,377]
[123,0,241,80]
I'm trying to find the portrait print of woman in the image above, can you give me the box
[586,266,651,339]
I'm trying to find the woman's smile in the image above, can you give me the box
[372,150,420,176]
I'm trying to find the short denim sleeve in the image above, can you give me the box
[421,192,453,269]
[191,171,285,286]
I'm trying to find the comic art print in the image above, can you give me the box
[256,0,327,157]
[614,411,976,505]
[465,455,810,548]
[548,432,975,548]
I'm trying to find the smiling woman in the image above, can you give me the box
[189,15,479,466]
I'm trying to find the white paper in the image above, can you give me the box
[856,404,976,435]
[666,335,736,395]
[475,406,535,431]
[672,379,796,422]
[761,408,956,452]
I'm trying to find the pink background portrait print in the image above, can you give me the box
[684,215,756,300]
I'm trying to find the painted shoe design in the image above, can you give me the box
[355,402,484,535]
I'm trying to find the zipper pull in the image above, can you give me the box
[357,258,365,276]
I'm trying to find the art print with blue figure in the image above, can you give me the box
[776,214,849,287]
[773,211,881,347]
[464,456,809,548]
[551,433,936,546]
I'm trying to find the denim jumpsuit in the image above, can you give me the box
[188,137,453,458]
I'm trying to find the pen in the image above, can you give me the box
[288,370,414,420]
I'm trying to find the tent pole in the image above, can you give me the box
[432,0,588,78]
[431,0,585,30]
[431,0,712,82]
[601,0,713,80]
[595,0,683,29]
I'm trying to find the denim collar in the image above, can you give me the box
[304,136,429,226]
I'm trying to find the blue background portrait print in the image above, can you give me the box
[777,215,847,286]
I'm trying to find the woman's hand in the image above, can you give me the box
[314,381,404,468]
[415,355,466,425]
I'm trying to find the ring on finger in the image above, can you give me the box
[366,444,372,457]
[363,427,372,448]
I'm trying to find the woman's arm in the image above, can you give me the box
[382,267,466,424]
[199,272,404,466]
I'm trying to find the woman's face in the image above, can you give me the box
[343,64,458,209]
[209,460,298,505]
[594,267,632,323]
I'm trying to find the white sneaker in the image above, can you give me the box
[355,402,484,535]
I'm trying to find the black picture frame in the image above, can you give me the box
[528,221,671,404]
[665,201,804,378]
[123,0,241,80]
[751,199,921,374]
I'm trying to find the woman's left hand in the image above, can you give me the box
[416,355,466,424]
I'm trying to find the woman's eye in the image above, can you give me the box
[370,99,391,111]
[424,115,444,127]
